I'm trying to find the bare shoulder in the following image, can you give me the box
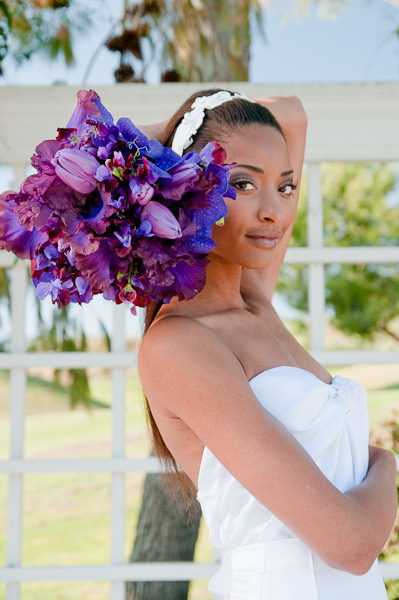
[137,312,380,572]
[139,313,237,368]
[138,314,246,410]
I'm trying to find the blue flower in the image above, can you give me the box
[0,89,235,313]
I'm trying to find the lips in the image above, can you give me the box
[246,229,283,249]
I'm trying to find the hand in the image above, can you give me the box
[368,444,397,470]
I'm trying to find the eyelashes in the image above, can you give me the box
[279,182,298,195]
[231,178,256,191]
[230,178,298,196]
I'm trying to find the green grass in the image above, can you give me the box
[19,582,110,600]
[0,363,398,600]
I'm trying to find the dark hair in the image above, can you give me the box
[161,88,285,151]
[143,89,285,505]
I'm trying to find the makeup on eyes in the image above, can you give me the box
[279,181,298,195]
[230,161,298,198]
[230,176,298,196]
[230,176,256,190]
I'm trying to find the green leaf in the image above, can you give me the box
[277,162,399,341]
[0,1,12,28]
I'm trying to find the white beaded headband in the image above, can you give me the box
[171,91,256,156]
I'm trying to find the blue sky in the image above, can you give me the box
[251,0,399,83]
[1,0,398,86]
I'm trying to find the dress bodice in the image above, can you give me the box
[196,366,388,600]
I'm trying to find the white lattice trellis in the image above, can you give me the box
[0,82,398,599]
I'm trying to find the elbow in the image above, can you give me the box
[283,95,308,125]
[343,550,376,577]
[325,543,377,576]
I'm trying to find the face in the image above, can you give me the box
[210,124,297,270]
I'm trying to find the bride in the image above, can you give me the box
[138,89,397,599]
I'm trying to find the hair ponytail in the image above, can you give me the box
[142,299,198,507]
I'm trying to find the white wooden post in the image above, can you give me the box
[212,547,223,600]
[6,261,27,600]
[307,163,325,353]
[6,164,28,600]
[0,83,398,591]
[110,304,127,600]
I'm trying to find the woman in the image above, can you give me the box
[138,89,397,599]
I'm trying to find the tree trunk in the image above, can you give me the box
[186,0,251,81]
[126,473,201,600]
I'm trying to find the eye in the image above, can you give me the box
[279,182,298,196]
[231,179,256,192]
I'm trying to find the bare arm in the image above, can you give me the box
[137,118,170,142]
[345,445,398,568]
[139,317,397,575]
[138,96,308,302]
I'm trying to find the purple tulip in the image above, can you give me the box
[51,148,99,194]
[140,201,182,239]
[129,178,154,205]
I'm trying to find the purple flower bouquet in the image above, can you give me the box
[0,90,235,313]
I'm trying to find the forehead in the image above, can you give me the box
[221,124,289,167]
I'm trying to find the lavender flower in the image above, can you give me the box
[141,201,182,239]
[51,148,99,194]
[0,90,235,313]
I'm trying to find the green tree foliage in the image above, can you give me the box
[0,0,110,406]
[276,162,399,342]
[0,264,93,407]
[28,300,92,409]
[0,0,102,75]
[2,0,398,82]
[0,268,10,350]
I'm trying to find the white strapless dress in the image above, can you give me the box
[196,366,388,600]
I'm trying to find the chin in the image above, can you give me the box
[245,262,272,271]
[240,255,274,270]
[209,247,274,271]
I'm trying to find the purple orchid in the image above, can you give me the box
[158,154,202,201]
[0,193,47,259]
[0,89,235,313]
[66,89,113,136]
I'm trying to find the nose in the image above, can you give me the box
[257,189,286,224]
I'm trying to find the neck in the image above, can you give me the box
[162,254,246,317]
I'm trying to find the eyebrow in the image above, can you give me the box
[234,164,294,177]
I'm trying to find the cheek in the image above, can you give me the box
[211,204,245,247]
[211,223,234,251]
[284,201,297,230]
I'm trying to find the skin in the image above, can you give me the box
[139,95,307,299]
[138,101,397,576]
[240,95,308,300]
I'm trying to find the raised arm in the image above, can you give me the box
[137,118,170,142]
[139,316,397,576]
[241,95,308,301]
